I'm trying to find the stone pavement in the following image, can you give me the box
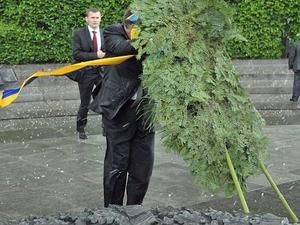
[0,115,299,224]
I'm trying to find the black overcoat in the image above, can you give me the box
[90,24,142,119]
[288,41,300,73]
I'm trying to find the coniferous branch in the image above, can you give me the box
[132,0,267,195]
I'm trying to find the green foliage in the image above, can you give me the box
[1,0,299,62]
[224,0,242,4]
[227,0,300,58]
[131,0,267,194]
[0,0,130,64]
[1,0,300,62]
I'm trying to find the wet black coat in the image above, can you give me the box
[90,24,143,119]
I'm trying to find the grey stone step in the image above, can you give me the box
[14,85,79,102]
[14,86,44,102]
[233,59,288,66]
[241,80,293,94]
[10,64,67,80]
[234,64,289,73]
[12,75,76,87]
[0,100,98,120]
[4,60,293,80]
[240,79,293,87]
[233,59,289,73]
[245,86,292,94]
[250,93,291,101]
[1,99,298,126]
[248,94,300,125]
[255,101,300,110]
[31,76,76,87]
[0,60,298,126]
[239,73,293,80]
[3,65,78,89]
[233,59,293,80]
[0,68,18,85]
[249,94,300,110]
[260,109,300,125]
[13,77,293,102]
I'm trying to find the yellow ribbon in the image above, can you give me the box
[0,55,134,108]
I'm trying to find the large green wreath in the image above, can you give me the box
[132,0,267,195]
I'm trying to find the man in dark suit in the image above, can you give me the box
[72,8,105,139]
[90,10,155,207]
[288,35,300,102]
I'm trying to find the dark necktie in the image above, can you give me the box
[92,31,98,52]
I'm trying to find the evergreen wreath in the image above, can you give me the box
[131,0,267,195]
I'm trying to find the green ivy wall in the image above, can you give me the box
[0,0,299,63]
[227,0,300,58]
[0,0,130,64]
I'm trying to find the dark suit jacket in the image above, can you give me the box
[73,27,105,62]
[288,41,300,72]
[68,27,105,82]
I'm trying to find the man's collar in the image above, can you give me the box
[88,26,100,33]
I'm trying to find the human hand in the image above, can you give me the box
[97,50,106,58]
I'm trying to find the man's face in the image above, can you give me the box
[129,25,140,40]
[85,11,101,29]
[124,24,140,40]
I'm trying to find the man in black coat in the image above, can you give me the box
[288,36,300,102]
[90,10,155,207]
[72,8,105,139]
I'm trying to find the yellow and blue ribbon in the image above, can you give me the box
[0,55,134,108]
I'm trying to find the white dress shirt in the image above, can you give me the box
[88,26,101,51]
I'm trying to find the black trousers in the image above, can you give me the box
[77,69,102,133]
[102,101,155,207]
[292,71,300,101]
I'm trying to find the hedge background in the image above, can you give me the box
[0,0,131,64]
[227,0,300,59]
[0,0,300,64]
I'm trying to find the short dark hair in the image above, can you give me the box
[85,8,100,17]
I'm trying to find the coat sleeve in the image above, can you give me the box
[105,34,137,56]
[288,44,296,70]
[72,30,98,62]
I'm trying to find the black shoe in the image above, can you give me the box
[79,132,87,140]
[290,97,298,102]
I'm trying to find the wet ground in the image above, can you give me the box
[0,115,299,224]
